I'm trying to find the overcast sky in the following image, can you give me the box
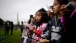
[0,0,54,24]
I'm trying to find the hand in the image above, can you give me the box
[37,41,48,43]
[26,25,35,30]
[60,5,71,16]
[37,41,40,43]
[33,29,36,32]
[39,38,49,43]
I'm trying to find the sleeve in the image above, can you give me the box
[34,23,47,37]
[43,23,49,32]
[40,20,53,41]
[34,29,41,37]
[40,23,51,40]
[70,9,76,18]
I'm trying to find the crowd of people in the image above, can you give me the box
[21,0,76,43]
[5,20,14,35]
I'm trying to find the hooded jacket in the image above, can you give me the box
[41,15,65,43]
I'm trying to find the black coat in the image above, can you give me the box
[5,21,10,28]
[10,22,14,29]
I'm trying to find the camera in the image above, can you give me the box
[65,2,76,12]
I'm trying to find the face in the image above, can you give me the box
[53,0,61,15]
[35,12,42,23]
[31,18,34,22]
[47,11,50,17]
[47,11,53,19]
[71,0,76,6]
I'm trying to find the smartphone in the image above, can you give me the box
[65,2,76,12]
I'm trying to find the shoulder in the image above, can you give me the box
[41,23,47,27]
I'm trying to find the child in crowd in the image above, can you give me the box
[37,0,69,43]
[27,8,49,43]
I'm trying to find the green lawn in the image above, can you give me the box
[0,29,21,43]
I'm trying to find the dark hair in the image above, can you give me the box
[57,0,69,5]
[30,15,33,19]
[28,17,34,24]
[47,10,54,20]
[36,8,49,25]
[21,21,23,24]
